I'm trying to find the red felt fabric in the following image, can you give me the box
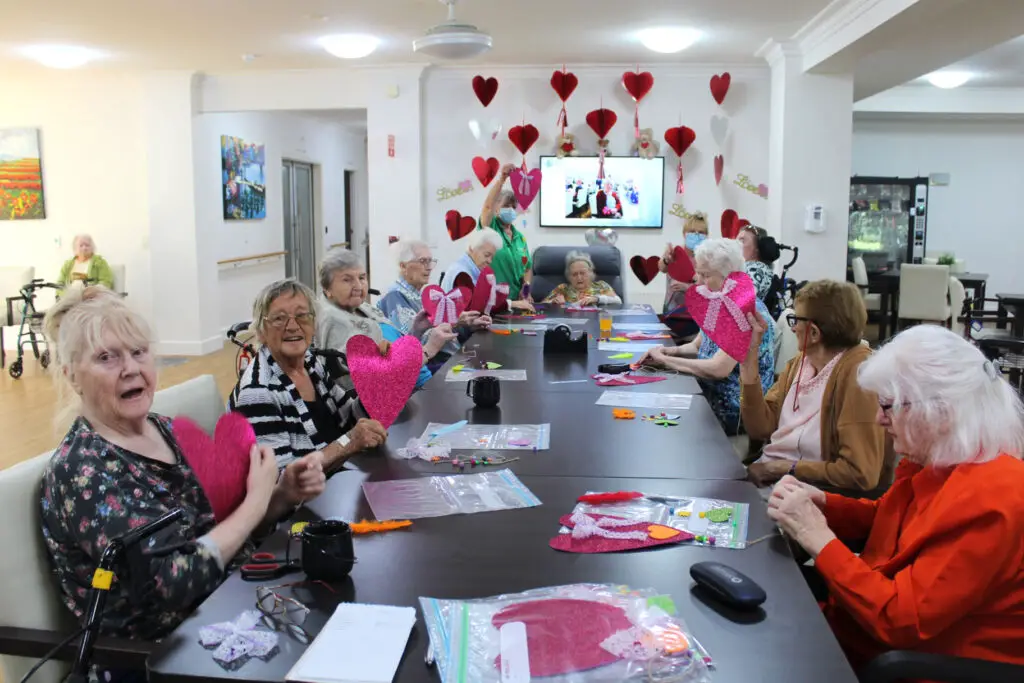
[549,513,694,554]
[173,412,254,522]
[592,374,666,387]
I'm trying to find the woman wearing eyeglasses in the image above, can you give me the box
[740,280,889,493]
[229,278,387,474]
[767,325,1024,672]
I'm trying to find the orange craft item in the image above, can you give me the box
[612,408,636,420]
[349,519,413,535]
[647,524,682,540]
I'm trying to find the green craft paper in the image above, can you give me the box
[647,596,677,615]
[485,362,502,369]
[608,353,634,359]
[452,364,465,372]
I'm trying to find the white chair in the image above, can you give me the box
[775,307,800,375]
[150,374,225,434]
[948,276,966,334]
[110,264,126,296]
[851,257,881,313]
[898,264,951,328]
[922,257,939,266]
[0,266,35,325]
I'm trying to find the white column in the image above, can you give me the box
[764,41,854,283]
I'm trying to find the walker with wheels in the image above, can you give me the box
[7,279,60,379]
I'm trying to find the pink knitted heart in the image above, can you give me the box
[684,271,757,362]
[421,285,470,326]
[468,267,509,315]
[346,334,422,428]
[172,412,255,522]
[509,167,542,210]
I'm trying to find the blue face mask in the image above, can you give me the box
[498,207,517,224]
[685,233,707,251]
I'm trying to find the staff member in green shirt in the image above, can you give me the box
[479,163,535,312]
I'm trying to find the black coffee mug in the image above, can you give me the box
[301,520,356,582]
[466,375,501,408]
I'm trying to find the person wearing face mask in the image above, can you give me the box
[543,251,622,306]
[657,214,709,342]
[479,163,534,310]
[58,233,115,291]
[441,231,533,312]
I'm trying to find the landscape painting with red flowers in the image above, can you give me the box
[0,128,45,221]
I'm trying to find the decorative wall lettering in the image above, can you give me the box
[437,179,475,202]
[668,204,696,221]
[733,174,768,199]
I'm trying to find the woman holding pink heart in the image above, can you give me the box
[657,213,708,342]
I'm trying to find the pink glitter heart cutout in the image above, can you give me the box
[684,271,757,362]
[421,285,471,326]
[550,513,695,554]
[468,267,509,315]
[493,599,632,676]
[173,412,255,522]
[346,334,422,428]
[509,167,542,210]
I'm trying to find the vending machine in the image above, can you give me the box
[848,176,929,272]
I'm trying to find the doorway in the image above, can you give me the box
[282,160,316,289]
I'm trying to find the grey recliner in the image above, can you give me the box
[529,246,625,303]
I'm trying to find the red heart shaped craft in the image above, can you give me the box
[550,513,695,554]
[421,285,470,326]
[629,255,660,286]
[685,271,757,362]
[346,334,422,429]
[173,412,255,522]
[710,72,731,105]
[550,70,578,102]
[445,210,476,241]
[509,167,542,210]
[622,70,654,102]
[508,125,539,156]
[453,271,475,290]
[714,155,724,186]
[468,267,510,315]
[472,75,498,107]
[586,108,618,139]
[471,156,500,187]
[666,246,696,283]
[720,209,750,239]
[663,126,696,158]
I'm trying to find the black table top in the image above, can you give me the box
[996,293,1024,305]
[147,471,858,683]
[873,269,988,284]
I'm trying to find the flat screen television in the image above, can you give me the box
[538,155,665,229]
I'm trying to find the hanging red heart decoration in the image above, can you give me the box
[629,255,661,286]
[714,155,724,186]
[508,124,539,156]
[471,156,500,187]
[622,71,654,102]
[710,72,731,105]
[666,247,696,283]
[445,210,476,241]
[472,75,499,107]
[586,109,618,139]
[551,68,578,134]
[720,209,750,239]
[663,126,696,157]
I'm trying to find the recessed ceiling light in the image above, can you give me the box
[926,71,971,89]
[19,44,102,69]
[637,27,702,54]
[318,34,380,60]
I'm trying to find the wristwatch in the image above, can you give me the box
[336,434,351,449]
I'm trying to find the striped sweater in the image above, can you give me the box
[228,346,362,469]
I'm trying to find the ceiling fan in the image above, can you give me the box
[413,0,492,60]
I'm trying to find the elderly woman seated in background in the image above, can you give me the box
[230,278,387,473]
[741,280,889,491]
[769,325,1024,671]
[58,233,114,291]
[543,250,621,306]
[39,287,322,667]
[638,238,775,435]
[738,225,780,312]
[441,230,534,312]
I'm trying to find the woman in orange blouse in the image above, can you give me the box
[768,325,1024,672]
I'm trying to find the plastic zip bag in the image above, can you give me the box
[420,423,551,450]
[361,469,541,520]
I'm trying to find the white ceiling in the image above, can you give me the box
[0,0,833,72]
[910,34,1024,88]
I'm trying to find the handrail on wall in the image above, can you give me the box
[327,242,349,250]
[216,250,288,267]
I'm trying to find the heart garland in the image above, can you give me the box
[710,72,731,106]
[586,108,618,179]
[509,167,542,210]
[471,156,499,187]
[663,126,696,195]
[468,267,510,315]
[346,334,422,429]
[720,209,750,239]
[714,155,724,186]
[629,255,660,286]
[622,69,654,138]
[421,285,471,326]
[550,68,578,135]
[445,210,476,241]
[173,412,255,522]
[472,75,498,107]
[666,246,696,283]
[684,271,757,362]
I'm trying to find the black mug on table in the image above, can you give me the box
[301,520,356,582]
[466,375,500,408]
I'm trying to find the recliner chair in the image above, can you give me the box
[529,246,624,303]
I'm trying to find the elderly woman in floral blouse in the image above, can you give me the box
[543,250,622,306]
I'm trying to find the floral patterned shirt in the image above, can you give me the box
[543,280,621,305]
[39,415,223,640]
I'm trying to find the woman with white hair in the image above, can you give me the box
[479,162,533,298]
[769,325,1024,671]
[542,250,621,305]
[441,229,534,312]
[637,238,776,435]
[58,233,114,290]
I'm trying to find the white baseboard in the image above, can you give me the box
[154,334,224,357]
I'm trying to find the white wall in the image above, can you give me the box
[852,117,1024,296]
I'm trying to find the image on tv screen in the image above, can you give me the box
[539,155,665,229]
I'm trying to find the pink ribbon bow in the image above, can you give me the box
[517,171,533,196]
[484,273,509,315]
[692,279,751,334]
[570,512,649,541]
[428,287,464,326]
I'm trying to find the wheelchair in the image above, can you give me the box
[227,321,348,382]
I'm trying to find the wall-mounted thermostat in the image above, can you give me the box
[804,204,826,233]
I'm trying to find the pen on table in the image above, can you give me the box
[549,379,589,384]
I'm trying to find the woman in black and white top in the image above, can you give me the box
[229,279,387,473]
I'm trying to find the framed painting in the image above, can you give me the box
[0,128,45,220]
[221,135,266,220]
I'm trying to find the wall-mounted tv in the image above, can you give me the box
[538,155,665,229]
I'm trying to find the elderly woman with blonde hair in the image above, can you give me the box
[770,325,1024,671]
[543,250,621,306]
[38,287,320,676]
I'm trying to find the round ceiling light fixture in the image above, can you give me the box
[637,27,702,54]
[19,44,102,69]
[413,0,492,61]
[926,71,971,89]
[318,34,380,60]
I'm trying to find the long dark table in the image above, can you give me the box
[866,269,988,340]
[147,470,858,683]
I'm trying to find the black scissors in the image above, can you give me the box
[241,552,301,581]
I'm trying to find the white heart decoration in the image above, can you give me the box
[710,115,730,148]
[468,119,502,146]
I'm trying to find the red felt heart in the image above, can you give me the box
[710,72,731,105]
[586,108,618,139]
[445,210,476,241]
[720,209,750,239]
[471,156,500,187]
[421,285,470,326]
[663,126,696,158]
[173,413,254,522]
[666,246,695,283]
[508,124,539,156]
[622,71,654,102]
[629,255,660,286]
[346,334,422,428]
[685,271,758,362]
[550,70,578,102]
[468,267,510,315]
[472,75,498,107]
[714,155,724,186]
[453,272,475,290]
[550,513,695,554]
[509,167,542,210]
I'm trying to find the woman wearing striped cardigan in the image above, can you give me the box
[229,279,387,474]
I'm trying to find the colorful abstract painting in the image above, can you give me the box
[0,128,45,220]
[221,135,266,220]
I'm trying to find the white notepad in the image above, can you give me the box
[286,603,417,683]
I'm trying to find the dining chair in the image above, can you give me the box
[897,264,951,330]
[948,277,966,334]
[851,257,881,313]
